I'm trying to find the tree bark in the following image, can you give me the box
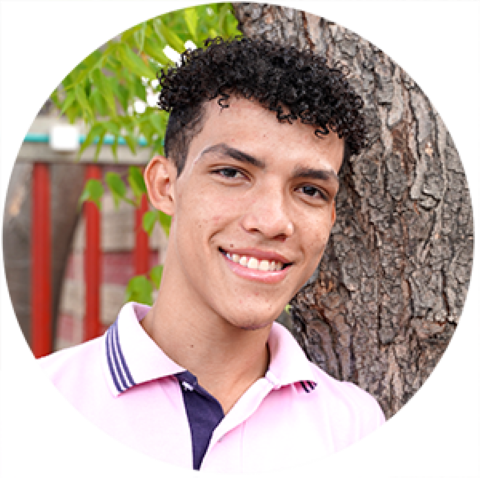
[233,3,474,418]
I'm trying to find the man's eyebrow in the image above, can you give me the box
[196,143,266,169]
[292,166,339,184]
[196,144,339,184]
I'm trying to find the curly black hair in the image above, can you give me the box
[157,37,367,175]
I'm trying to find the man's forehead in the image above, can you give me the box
[202,96,343,143]
[183,96,345,173]
[204,94,262,117]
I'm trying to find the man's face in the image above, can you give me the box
[150,97,343,331]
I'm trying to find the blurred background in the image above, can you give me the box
[5,111,168,353]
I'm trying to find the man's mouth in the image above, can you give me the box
[219,248,291,272]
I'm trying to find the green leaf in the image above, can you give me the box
[150,112,165,133]
[134,23,147,52]
[123,131,137,155]
[209,3,220,14]
[75,84,94,123]
[109,80,129,113]
[78,189,90,210]
[84,78,93,99]
[105,172,126,208]
[128,166,147,201]
[118,44,156,79]
[92,69,117,117]
[143,37,172,65]
[157,19,186,53]
[78,178,104,210]
[93,131,106,162]
[152,17,166,44]
[60,90,76,115]
[142,210,157,236]
[84,48,103,68]
[65,103,81,124]
[63,50,103,91]
[124,197,137,207]
[77,123,104,159]
[125,275,153,305]
[89,89,108,117]
[111,134,119,161]
[158,210,172,237]
[133,77,147,102]
[137,116,154,143]
[150,265,164,289]
[103,120,121,136]
[220,12,229,36]
[105,53,122,72]
[151,136,165,156]
[184,8,198,42]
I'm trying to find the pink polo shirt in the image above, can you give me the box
[38,302,385,473]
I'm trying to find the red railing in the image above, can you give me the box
[31,162,151,358]
[31,163,52,357]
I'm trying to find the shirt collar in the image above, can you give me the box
[103,302,317,397]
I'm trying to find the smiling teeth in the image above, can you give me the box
[225,252,284,271]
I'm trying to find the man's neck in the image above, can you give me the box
[140,290,272,414]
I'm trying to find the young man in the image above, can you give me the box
[39,38,384,473]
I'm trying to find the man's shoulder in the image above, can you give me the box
[37,336,105,393]
[306,361,385,429]
[270,323,384,414]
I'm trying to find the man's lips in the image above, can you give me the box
[219,247,293,265]
[220,249,292,284]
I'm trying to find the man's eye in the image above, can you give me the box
[215,168,243,179]
[299,185,327,200]
[212,168,328,201]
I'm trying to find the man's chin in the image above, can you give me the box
[237,322,272,332]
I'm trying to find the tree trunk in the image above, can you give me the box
[233,3,474,418]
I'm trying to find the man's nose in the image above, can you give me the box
[240,187,294,241]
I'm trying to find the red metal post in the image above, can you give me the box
[31,163,51,358]
[84,165,102,341]
[135,193,150,275]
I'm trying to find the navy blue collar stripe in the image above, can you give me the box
[114,321,136,388]
[107,325,123,392]
[300,381,311,393]
[300,380,317,393]
[107,326,123,392]
[106,320,136,393]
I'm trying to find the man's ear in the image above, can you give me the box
[144,156,177,216]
